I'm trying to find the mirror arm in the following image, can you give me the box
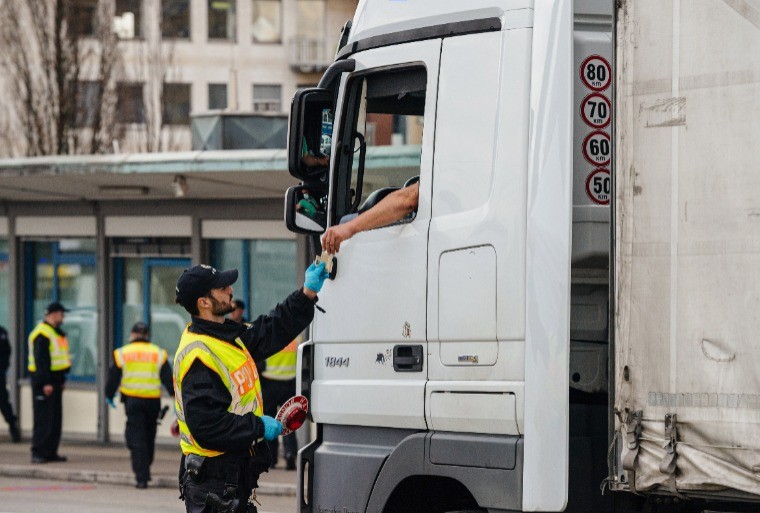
[350,132,367,212]
[318,59,356,90]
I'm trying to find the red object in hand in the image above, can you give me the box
[276,395,309,435]
[170,419,180,438]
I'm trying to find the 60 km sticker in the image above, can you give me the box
[585,168,611,205]
[580,93,611,129]
[580,55,612,91]
[582,130,611,166]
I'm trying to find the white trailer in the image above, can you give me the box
[282,0,760,511]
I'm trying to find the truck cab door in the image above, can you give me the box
[310,39,441,430]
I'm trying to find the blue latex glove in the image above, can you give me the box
[260,415,282,441]
[106,398,116,409]
[304,262,329,293]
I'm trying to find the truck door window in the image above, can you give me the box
[335,67,426,223]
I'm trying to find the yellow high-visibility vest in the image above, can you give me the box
[173,326,263,457]
[114,342,167,399]
[262,340,298,381]
[27,322,71,373]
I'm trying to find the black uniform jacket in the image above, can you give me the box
[31,323,69,390]
[180,289,315,464]
[105,338,174,401]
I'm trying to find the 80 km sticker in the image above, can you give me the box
[580,93,611,129]
[580,55,612,91]
[585,168,611,205]
[582,130,611,166]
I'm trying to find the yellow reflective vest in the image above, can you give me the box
[27,322,71,373]
[173,326,263,457]
[114,342,167,399]
[262,339,298,381]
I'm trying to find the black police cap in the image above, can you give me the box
[131,321,150,335]
[175,264,238,307]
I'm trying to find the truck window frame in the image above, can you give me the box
[330,63,427,226]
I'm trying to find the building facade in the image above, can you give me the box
[0,0,357,156]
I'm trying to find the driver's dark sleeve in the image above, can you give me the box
[239,289,315,362]
[181,360,264,453]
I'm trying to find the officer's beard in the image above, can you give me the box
[207,295,235,317]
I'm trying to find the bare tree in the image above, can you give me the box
[0,0,123,157]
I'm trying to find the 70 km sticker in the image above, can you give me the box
[580,93,611,129]
[585,168,611,205]
[582,130,611,166]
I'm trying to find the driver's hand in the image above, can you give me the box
[322,224,354,254]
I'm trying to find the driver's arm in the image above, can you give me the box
[322,182,419,254]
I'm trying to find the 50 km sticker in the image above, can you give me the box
[580,55,612,91]
[580,93,611,129]
[585,168,611,205]
[582,130,611,166]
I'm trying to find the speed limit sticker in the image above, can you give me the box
[580,55,612,91]
[585,168,611,205]
[580,93,611,129]
[582,130,611,166]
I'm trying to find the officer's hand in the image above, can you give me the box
[106,398,116,409]
[304,262,329,293]
[43,385,53,397]
[260,415,282,441]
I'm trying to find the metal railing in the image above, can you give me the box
[288,37,331,73]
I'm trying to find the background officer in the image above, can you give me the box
[174,262,327,513]
[0,325,21,442]
[260,338,298,470]
[105,321,174,488]
[28,302,70,463]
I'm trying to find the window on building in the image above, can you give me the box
[208,83,228,110]
[252,84,281,113]
[208,0,236,40]
[68,0,98,37]
[25,239,97,381]
[162,0,190,39]
[116,82,145,124]
[115,0,142,39]
[212,239,296,320]
[75,81,102,128]
[251,0,281,43]
[296,0,325,39]
[163,83,192,125]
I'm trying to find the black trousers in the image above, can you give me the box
[0,374,17,426]
[124,396,160,483]
[181,455,261,513]
[31,382,63,459]
[260,377,297,466]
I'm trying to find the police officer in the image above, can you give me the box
[0,325,21,442]
[174,262,328,513]
[28,302,70,463]
[105,321,174,488]
[260,339,298,470]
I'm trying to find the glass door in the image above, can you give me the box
[114,258,190,362]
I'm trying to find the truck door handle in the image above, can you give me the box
[393,345,423,372]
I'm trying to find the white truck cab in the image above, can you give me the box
[283,0,760,512]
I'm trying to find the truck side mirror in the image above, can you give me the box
[285,185,328,234]
[288,88,335,181]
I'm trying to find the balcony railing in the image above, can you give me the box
[288,37,332,73]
